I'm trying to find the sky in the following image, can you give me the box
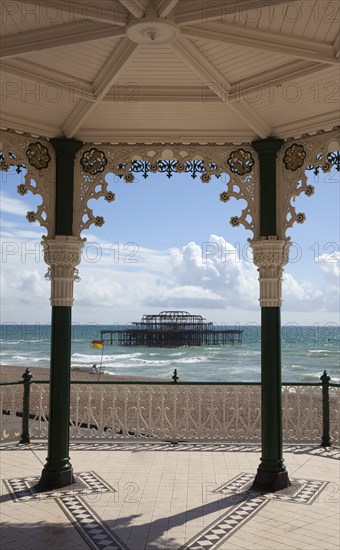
[0,161,339,327]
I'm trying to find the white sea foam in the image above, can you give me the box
[2,324,339,383]
[307,349,339,354]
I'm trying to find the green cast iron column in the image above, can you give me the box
[251,138,291,492]
[37,138,82,490]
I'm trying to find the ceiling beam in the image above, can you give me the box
[77,128,255,143]
[104,85,219,102]
[2,58,326,106]
[15,0,128,26]
[1,59,96,101]
[62,38,139,137]
[170,37,271,138]
[273,110,340,139]
[175,0,292,26]
[171,39,232,97]
[118,0,145,18]
[0,112,59,139]
[0,20,126,59]
[333,33,340,59]
[101,60,329,102]
[181,22,337,65]
[229,61,331,100]
[157,0,180,18]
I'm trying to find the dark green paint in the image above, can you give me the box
[44,306,73,472]
[50,138,82,235]
[252,138,284,236]
[251,138,290,491]
[39,138,82,489]
[19,368,32,444]
[258,307,285,472]
[320,370,331,447]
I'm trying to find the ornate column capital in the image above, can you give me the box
[43,236,84,307]
[250,237,291,307]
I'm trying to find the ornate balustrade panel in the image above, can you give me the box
[0,385,23,441]
[1,383,339,444]
[28,384,49,439]
[329,386,340,445]
[282,385,322,443]
[0,383,49,441]
[69,384,262,442]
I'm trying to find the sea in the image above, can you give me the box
[0,324,339,384]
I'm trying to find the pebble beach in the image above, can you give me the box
[0,364,162,383]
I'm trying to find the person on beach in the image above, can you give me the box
[90,364,98,374]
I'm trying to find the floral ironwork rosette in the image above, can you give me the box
[283,143,306,171]
[80,148,108,175]
[227,149,255,175]
[26,142,51,170]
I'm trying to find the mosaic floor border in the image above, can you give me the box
[58,495,129,550]
[180,495,268,550]
[3,470,331,550]
[3,471,115,502]
[214,477,329,505]
[180,475,330,550]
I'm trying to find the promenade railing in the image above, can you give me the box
[0,370,339,445]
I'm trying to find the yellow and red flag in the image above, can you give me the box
[90,339,103,349]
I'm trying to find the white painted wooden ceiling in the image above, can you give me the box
[1,0,339,144]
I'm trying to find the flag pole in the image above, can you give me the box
[97,343,104,381]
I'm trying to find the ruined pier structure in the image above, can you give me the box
[101,311,243,348]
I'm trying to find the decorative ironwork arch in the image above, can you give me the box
[277,126,340,239]
[0,130,55,237]
[74,143,259,238]
[1,127,338,247]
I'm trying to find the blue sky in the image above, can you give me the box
[0,162,339,326]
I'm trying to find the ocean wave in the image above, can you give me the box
[72,352,143,361]
[307,349,340,354]
[122,356,206,366]
[298,373,324,382]
[1,339,49,344]
[284,364,306,370]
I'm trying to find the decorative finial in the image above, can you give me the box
[320,370,330,384]
[172,369,179,383]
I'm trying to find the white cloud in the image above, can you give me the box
[165,236,258,309]
[0,191,30,217]
[0,232,339,323]
[283,274,324,311]
[317,252,340,284]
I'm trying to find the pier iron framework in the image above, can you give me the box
[101,311,243,347]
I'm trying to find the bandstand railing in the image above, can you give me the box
[0,370,339,445]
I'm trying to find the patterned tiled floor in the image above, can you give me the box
[1,442,339,550]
